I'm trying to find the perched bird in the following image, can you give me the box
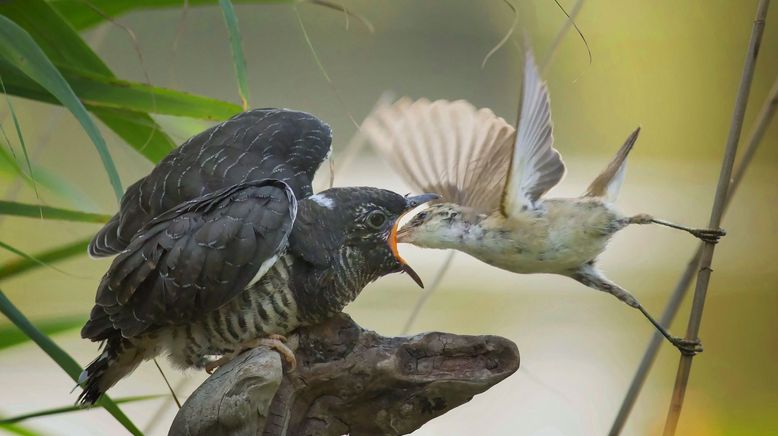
[362,51,724,355]
[79,108,437,405]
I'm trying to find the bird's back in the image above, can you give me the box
[89,109,332,257]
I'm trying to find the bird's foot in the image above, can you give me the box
[204,335,297,374]
[689,228,726,244]
[669,336,703,356]
[260,334,297,371]
[205,352,236,374]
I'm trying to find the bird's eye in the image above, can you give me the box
[366,210,387,229]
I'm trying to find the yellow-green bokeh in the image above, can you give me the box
[1,1,776,435]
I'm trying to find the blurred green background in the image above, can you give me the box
[1,1,777,435]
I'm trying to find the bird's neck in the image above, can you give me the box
[413,206,488,250]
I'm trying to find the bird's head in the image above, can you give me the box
[295,188,438,288]
[397,203,469,248]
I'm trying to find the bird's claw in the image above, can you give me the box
[670,337,703,356]
[690,228,726,244]
[203,334,297,375]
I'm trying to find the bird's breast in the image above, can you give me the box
[456,200,623,274]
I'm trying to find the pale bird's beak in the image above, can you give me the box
[389,193,439,288]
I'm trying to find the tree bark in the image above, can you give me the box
[170,313,520,436]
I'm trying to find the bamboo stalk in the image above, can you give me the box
[609,72,778,436]
[662,2,770,434]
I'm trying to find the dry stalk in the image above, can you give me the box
[662,1,770,434]
[609,72,778,436]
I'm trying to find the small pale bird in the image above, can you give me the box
[78,108,437,405]
[362,51,724,355]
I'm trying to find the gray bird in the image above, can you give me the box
[79,109,437,405]
[362,51,724,355]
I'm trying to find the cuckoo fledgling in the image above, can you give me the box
[78,109,437,405]
[362,51,725,355]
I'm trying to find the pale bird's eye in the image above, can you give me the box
[366,210,387,229]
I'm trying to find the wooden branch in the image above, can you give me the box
[170,313,520,436]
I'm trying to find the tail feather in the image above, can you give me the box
[88,214,125,258]
[78,337,144,406]
[583,127,641,202]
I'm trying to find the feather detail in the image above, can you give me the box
[501,49,566,216]
[362,98,515,213]
[583,127,640,202]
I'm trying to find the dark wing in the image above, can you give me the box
[89,108,331,257]
[81,179,296,340]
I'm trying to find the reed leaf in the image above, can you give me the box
[0,290,142,435]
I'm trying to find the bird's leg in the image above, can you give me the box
[205,334,297,374]
[629,214,725,244]
[570,265,703,356]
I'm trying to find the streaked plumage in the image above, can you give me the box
[362,51,724,354]
[79,108,437,405]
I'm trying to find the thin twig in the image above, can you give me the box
[401,250,456,335]
[662,2,770,434]
[143,376,192,434]
[610,71,778,435]
[481,0,518,69]
[542,0,589,74]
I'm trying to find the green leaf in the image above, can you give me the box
[219,0,251,110]
[92,107,177,163]
[0,240,75,278]
[0,16,123,204]
[0,60,242,120]
[0,238,89,282]
[0,395,162,424]
[0,80,41,206]
[0,421,39,436]
[0,147,99,210]
[0,0,181,164]
[48,0,292,30]
[0,0,111,76]
[0,290,142,435]
[0,201,111,223]
[0,315,85,350]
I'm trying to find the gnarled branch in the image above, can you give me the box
[170,313,520,436]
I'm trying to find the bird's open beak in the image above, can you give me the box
[389,193,439,288]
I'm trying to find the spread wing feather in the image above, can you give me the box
[89,109,330,258]
[500,50,566,216]
[81,179,296,339]
[362,98,515,213]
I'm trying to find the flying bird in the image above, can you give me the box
[361,51,724,355]
[78,109,437,405]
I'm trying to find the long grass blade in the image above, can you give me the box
[219,0,250,110]
[0,16,123,204]
[0,315,85,350]
[0,79,41,209]
[481,0,517,69]
[0,60,242,120]
[0,395,162,424]
[0,240,75,278]
[0,421,39,436]
[0,290,142,435]
[0,238,89,282]
[0,201,110,223]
